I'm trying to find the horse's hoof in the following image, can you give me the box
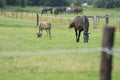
[76,40,79,42]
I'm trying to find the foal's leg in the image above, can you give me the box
[49,30,51,40]
[46,29,51,40]
[46,29,49,38]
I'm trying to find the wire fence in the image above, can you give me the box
[0,48,119,80]
[0,11,120,28]
[0,48,120,56]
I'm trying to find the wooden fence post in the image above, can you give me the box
[0,10,2,16]
[100,26,115,80]
[26,12,28,19]
[36,13,39,26]
[32,12,34,18]
[93,16,97,29]
[119,22,120,32]
[69,18,70,24]
[3,11,5,16]
[12,12,14,18]
[105,15,109,25]
[60,17,62,23]
[97,17,100,25]
[16,12,18,19]
[21,12,23,19]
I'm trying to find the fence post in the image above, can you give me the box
[119,22,120,32]
[12,12,14,18]
[60,17,62,23]
[97,17,100,25]
[105,15,109,25]
[93,16,97,29]
[26,12,28,19]
[3,11,5,16]
[16,12,18,19]
[21,12,23,19]
[32,12,34,18]
[0,10,2,16]
[36,13,39,26]
[68,18,71,24]
[100,26,115,80]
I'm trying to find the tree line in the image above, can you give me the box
[0,0,71,8]
[93,0,120,8]
[0,0,120,9]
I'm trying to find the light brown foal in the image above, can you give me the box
[37,21,51,40]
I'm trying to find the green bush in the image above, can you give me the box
[73,0,82,7]
[94,0,120,9]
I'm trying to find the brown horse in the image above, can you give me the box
[41,7,53,15]
[37,22,51,40]
[72,8,83,14]
[69,16,89,42]
[54,7,66,16]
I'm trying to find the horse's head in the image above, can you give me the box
[50,8,53,14]
[54,9,58,15]
[51,10,53,14]
[37,33,42,38]
[84,33,90,42]
[82,16,89,42]
[69,22,75,28]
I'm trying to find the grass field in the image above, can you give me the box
[0,6,120,80]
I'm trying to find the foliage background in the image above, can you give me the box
[1,0,120,8]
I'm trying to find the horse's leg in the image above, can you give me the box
[75,29,78,42]
[77,30,81,42]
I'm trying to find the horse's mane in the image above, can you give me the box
[82,16,89,28]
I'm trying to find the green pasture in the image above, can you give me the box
[0,7,120,80]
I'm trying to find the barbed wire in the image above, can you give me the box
[0,48,120,57]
